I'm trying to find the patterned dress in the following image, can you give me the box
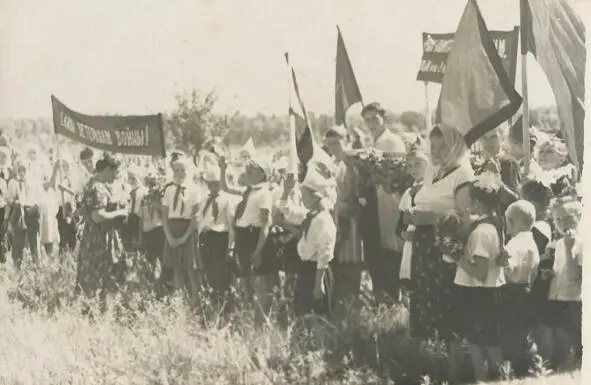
[409,164,474,341]
[76,179,123,297]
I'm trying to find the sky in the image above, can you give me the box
[1,0,590,119]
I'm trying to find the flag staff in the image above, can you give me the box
[285,53,298,176]
[520,0,531,175]
[424,81,431,130]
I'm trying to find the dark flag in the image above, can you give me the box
[521,0,586,173]
[285,53,333,181]
[335,26,363,126]
[436,0,522,146]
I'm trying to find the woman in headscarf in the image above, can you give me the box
[409,123,474,343]
[76,154,128,308]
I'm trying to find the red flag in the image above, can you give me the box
[285,54,332,181]
[437,0,522,146]
[335,26,363,126]
[521,0,586,173]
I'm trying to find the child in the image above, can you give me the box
[451,172,505,383]
[161,153,202,306]
[139,169,165,273]
[294,161,337,316]
[502,200,540,377]
[198,165,235,311]
[39,172,61,257]
[123,166,146,251]
[232,156,277,323]
[396,140,427,292]
[536,196,582,371]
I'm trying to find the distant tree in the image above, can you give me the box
[165,90,231,154]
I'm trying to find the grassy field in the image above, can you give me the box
[0,254,580,385]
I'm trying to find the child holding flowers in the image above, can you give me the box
[535,192,582,371]
[396,139,428,290]
[450,172,506,383]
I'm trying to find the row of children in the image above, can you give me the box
[393,126,582,382]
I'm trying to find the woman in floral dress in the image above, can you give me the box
[76,154,128,302]
[409,124,474,342]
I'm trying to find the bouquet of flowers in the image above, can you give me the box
[346,149,413,195]
[144,173,164,206]
[434,211,466,260]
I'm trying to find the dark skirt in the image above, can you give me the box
[452,285,502,346]
[409,225,456,340]
[142,226,165,267]
[122,213,141,250]
[199,230,231,294]
[234,226,282,277]
[162,219,200,270]
[294,260,333,317]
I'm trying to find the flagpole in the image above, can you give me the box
[520,0,530,175]
[285,53,298,176]
[424,81,431,130]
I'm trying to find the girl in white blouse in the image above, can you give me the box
[294,161,337,316]
[450,172,506,383]
[536,196,582,371]
[160,153,201,306]
[231,157,277,324]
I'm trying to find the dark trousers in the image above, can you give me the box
[500,284,534,377]
[0,207,6,263]
[364,245,402,302]
[57,206,77,253]
[199,230,231,308]
[11,206,40,268]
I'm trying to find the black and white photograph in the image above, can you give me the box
[0,0,588,384]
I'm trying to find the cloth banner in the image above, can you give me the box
[521,0,586,174]
[51,95,166,156]
[437,0,523,146]
[417,27,519,84]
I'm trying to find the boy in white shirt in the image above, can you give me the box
[502,200,540,377]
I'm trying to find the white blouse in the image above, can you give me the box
[504,231,540,285]
[455,222,506,288]
[297,210,337,269]
[548,237,582,301]
[414,163,474,215]
[162,181,200,220]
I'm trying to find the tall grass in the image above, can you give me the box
[0,254,580,385]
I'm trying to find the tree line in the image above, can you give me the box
[0,90,561,156]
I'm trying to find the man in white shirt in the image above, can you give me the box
[359,102,407,303]
[6,160,42,268]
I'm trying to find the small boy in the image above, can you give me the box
[502,200,540,377]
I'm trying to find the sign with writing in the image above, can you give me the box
[416,27,519,84]
[51,96,166,156]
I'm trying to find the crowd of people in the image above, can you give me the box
[0,102,582,383]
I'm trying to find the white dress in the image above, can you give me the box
[40,188,60,244]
